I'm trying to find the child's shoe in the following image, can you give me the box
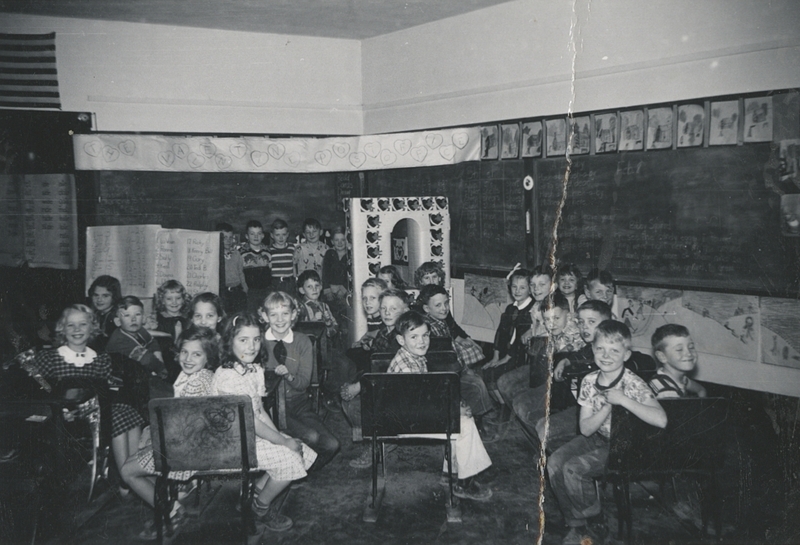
[453,477,492,501]
[251,498,293,532]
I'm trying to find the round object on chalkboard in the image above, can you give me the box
[523,175,534,191]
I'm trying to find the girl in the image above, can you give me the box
[154,280,191,382]
[522,264,555,343]
[34,304,144,492]
[120,325,217,539]
[188,292,225,332]
[377,265,407,290]
[87,275,122,351]
[413,261,446,288]
[555,263,586,314]
[212,313,317,532]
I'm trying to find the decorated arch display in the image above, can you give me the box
[346,196,450,341]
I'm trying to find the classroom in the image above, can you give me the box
[1,1,799,544]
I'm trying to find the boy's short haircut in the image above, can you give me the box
[651,323,690,354]
[117,295,144,315]
[540,290,570,315]
[414,261,446,288]
[330,225,346,236]
[215,222,234,233]
[302,217,322,231]
[297,269,321,287]
[379,287,410,306]
[263,291,297,312]
[586,267,615,288]
[417,284,448,305]
[530,264,555,279]
[271,218,289,231]
[506,267,532,294]
[245,220,264,231]
[576,299,613,320]
[593,319,632,349]
[395,310,428,336]
[361,277,388,292]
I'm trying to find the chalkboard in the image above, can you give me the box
[536,144,800,295]
[367,161,526,270]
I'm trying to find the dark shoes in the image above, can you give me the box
[251,498,293,532]
[453,477,492,501]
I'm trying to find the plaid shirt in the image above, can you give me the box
[387,347,428,374]
[424,314,451,338]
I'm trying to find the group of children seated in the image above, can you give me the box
[22,254,707,543]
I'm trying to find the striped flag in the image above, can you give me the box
[0,32,61,110]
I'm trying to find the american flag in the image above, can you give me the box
[0,32,61,110]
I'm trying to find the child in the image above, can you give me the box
[583,268,616,315]
[321,225,350,303]
[259,293,340,471]
[388,311,493,501]
[649,324,707,398]
[153,279,190,382]
[297,270,338,340]
[87,275,122,350]
[378,265,407,290]
[188,292,224,332]
[548,321,667,545]
[555,263,586,314]
[106,296,166,380]
[359,277,387,335]
[217,222,248,314]
[294,218,329,278]
[525,264,555,340]
[238,220,272,313]
[120,325,218,539]
[414,261,446,288]
[268,218,296,296]
[34,304,145,496]
[212,312,317,532]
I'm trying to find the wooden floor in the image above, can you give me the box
[5,387,799,545]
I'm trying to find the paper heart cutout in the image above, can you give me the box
[173,143,189,159]
[315,150,332,166]
[380,149,397,166]
[200,143,216,158]
[187,152,205,169]
[349,152,366,168]
[422,197,435,210]
[364,142,381,158]
[360,199,374,212]
[366,231,380,243]
[429,213,444,226]
[426,134,443,149]
[251,150,269,167]
[367,215,380,228]
[431,245,444,257]
[118,140,135,156]
[368,263,381,275]
[215,154,232,169]
[435,197,448,209]
[284,152,301,167]
[407,198,420,210]
[377,198,390,211]
[332,142,350,158]
[102,146,119,162]
[230,143,247,159]
[158,151,175,167]
[268,143,285,160]
[394,139,412,155]
[452,132,469,149]
[439,145,456,161]
[430,229,444,241]
[84,141,101,157]
[410,146,428,162]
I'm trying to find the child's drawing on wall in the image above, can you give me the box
[594,113,617,153]
[462,273,510,332]
[481,125,499,159]
[546,118,566,156]
[677,104,704,147]
[567,116,590,155]
[743,96,773,143]
[619,110,643,150]
[521,121,542,157]
[709,100,739,145]
[647,107,673,149]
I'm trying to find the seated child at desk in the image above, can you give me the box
[555,263,587,315]
[212,313,317,532]
[87,275,122,351]
[649,324,707,398]
[259,292,340,471]
[548,321,667,545]
[153,279,190,383]
[388,311,493,502]
[583,268,617,316]
[106,296,166,380]
[35,304,145,496]
[297,270,338,340]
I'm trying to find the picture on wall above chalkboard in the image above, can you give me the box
[500,123,520,159]
[594,113,618,153]
[709,100,739,146]
[647,107,674,150]
[619,110,644,150]
[521,121,543,157]
[677,104,705,148]
[546,118,566,156]
[481,125,499,159]
[568,115,591,155]
[744,96,773,143]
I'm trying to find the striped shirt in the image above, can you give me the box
[269,243,295,279]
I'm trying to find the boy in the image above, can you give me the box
[260,291,340,470]
[268,219,296,296]
[584,268,617,318]
[388,311,493,501]
[649,324,707,398]
[297,270,338,340]
[106,296,166,379]
[238,220,271,312]
[216,222,248,313]
[548,321,667,545]
[294,218,329,278]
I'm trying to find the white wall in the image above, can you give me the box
[0,14,363,134]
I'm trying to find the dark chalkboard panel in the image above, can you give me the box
[536,144,799,295]
[367,161,526,270]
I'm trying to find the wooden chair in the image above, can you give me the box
[293,321,328,413]
[149,395,261,545]
[360,372,462,523]
[606,397,729,542]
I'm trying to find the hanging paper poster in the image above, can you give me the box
[594,113,617,153]
[647,107,673,149]
[619,110,644,150]
[709,100,739,145]
[677,104,705,148]
[743,97,773,143]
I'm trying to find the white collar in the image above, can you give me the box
[265,328,294,343]
[58,345,98,367]
[514,297,532,309]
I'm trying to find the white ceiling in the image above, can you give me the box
[0,0,517,39]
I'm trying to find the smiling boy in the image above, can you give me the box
[649,324,707,398]
[106,296,165,378]
[294,218,329,278]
